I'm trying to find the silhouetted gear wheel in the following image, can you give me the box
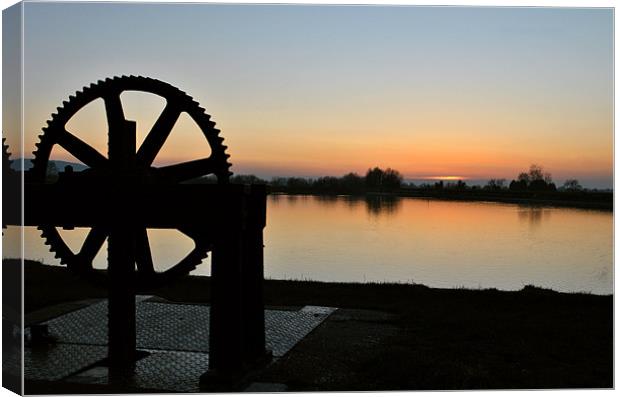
[2,138,19,231]
[30,76,232,288]
[2,138,13,172]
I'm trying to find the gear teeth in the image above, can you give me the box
[2,138,15,178]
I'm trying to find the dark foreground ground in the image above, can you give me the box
[7,260,614,391]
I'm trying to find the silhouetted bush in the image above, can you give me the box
[510,164,556,191]
[509,179,527,191]
[365,167,403,192]
[562,179,583,191]
[485,178,506,190]
[446,180,468,190]
[230,174,267,185]
[340,172,365,193]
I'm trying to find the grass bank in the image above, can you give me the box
[10,260,614,390]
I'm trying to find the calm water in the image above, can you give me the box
[5,195,613,294]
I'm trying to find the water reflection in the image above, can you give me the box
[263,195,612,294]
[280,194,403,217]
[285,194,299,205]
[314,195,340,208]
[517,205,552,228]
[364,195,402,216]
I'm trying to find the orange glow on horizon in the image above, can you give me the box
[419,176,469,181]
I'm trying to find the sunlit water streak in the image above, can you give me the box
[5,195,612,295]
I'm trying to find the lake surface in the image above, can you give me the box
[5,195,613,294]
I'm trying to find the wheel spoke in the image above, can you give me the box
[135,228,155,274]
[56,129,108,169]
[103,93,126,129]
[177,226,199,240]
[177,226,210,246]
[156,157,220,182]
[136,103,182,166]
[78,227,108,262]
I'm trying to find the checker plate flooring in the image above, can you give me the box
[23,296,336,392]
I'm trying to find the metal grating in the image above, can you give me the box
[265,309,333,356]
[69,350,210,393]
[41,299,334,356]
[25,298,336,391]
[136,303,210,352]
[43,295,151,346]
[24,344,108,381]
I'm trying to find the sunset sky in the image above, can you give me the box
[6,3,613,187]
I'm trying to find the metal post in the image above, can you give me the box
[107,227,136,370]
[241,186,269,363]
[107,117,137,371]
[207,226,245,378]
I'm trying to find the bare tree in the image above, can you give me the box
[528,164,545,181]
[562,179,583,191]
[485,178,506,190]
[517,172,530,185]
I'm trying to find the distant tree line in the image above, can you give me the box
[236,167,403,194]
[196,163,604,197]
[409,165,590,193]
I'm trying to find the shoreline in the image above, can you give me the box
[5,260,612,314]
[10,260,612,313]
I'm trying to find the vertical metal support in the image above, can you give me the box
[208,224,246,378]
[241,186,269,363]
[107,118,137,371]
[107,227,136,370]
[201,186,269,388]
